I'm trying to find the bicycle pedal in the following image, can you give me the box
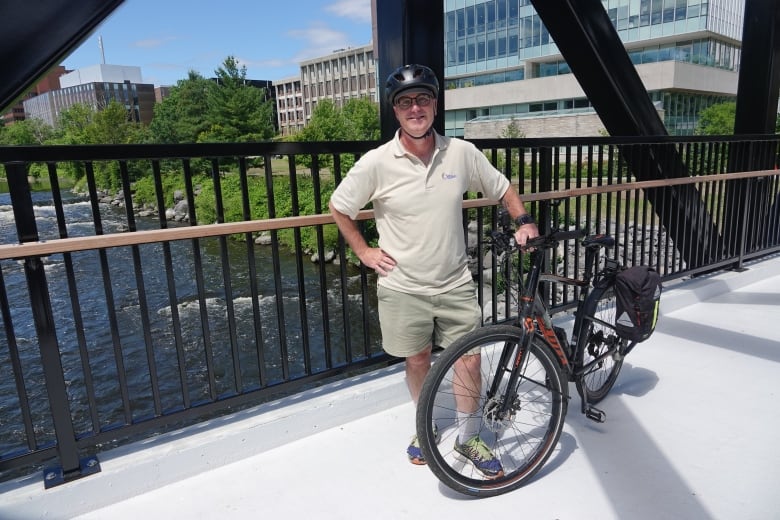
[585,406,606,423]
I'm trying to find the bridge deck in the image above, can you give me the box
[2,255,779,520]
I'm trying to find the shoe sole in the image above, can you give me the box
[408,456,427,465]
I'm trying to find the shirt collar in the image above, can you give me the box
[391,129,448,158]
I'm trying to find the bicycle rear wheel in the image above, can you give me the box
[416,325,568,497]
[575,285,626,404]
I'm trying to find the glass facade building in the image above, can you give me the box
[443,0,744,136]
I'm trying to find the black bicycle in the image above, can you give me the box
[416,211,639,497]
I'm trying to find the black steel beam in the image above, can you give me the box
[0,0,124,112]
[529,0,721,267]
[529,0,666,137]
[734,0,780,137]
[728,0,780,254]
[374,0,444,140]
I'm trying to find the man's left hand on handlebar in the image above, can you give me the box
[515,222,540,247]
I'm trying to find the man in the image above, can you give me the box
[329,64,538,478]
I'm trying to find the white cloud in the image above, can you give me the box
[287,23,352,60]
[325,0,372,23]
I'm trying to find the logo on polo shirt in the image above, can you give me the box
[441,171,457,180]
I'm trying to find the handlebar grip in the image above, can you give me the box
[582,234,615,249]
[522,229,586,251]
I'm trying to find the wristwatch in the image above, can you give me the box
[514,214,535,227]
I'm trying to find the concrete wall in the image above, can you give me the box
[465,111,607,139]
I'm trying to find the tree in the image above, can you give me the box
[501,117,524,139]
[149,70,214,143]
[296,99,349,142]
[695,101,736,135]
[0,117,53,145]
[342,97,380,140]
[199,56,276,143]
[54,101,147,188]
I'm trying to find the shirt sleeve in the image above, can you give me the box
[468,144,510,200]
[328,151,378,219]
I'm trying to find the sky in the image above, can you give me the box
[62,0,374,87]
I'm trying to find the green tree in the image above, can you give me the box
[0,117,53,145]
[199,56,275,143]
[500,117,524,139]
[149,70,214,144]
[342,97,380,140]
[55,101,147,188]
[695,101,736,135]
[296,99,349,142]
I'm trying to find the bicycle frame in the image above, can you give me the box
[493,231,623,419]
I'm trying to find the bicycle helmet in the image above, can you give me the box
[385,64,440,104]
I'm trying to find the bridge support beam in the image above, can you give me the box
[529,0,722,267]
[374,0,445,141]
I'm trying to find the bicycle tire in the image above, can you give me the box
[416,325,568,497]
[575,284,626,404]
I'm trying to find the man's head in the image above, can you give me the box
[386,65,439,140]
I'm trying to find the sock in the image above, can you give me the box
[457,411,481,443]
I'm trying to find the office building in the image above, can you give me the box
[274,76,304,136]
[443,0,743,137]
[274,44,377,134]
[2,66,67,125]
[23,64,156,126]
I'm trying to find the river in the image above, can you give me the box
[0,190,381,456]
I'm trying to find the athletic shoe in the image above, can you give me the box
[453,435,504,478]
[407,424,440,465]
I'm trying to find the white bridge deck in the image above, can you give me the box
[2,254,779,520]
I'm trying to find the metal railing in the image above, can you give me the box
[0,135,778,486]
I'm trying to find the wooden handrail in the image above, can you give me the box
[1,169,777,260]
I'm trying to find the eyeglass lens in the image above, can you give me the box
[396,94,432,109]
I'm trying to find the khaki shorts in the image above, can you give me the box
[377,281,481,358]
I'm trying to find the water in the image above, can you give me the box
[0,191,381,456]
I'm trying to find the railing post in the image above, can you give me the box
[735,177,752,271]
[538,147,554,303]
[4,162,100,488]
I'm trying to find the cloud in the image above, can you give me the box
[287,23,353,61]
[325,0,372,23]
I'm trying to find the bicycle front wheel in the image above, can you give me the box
[575,285,626,404]
[416,325,568,498]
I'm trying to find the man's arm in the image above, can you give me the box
[328,201,396,276]
[500,184,539,245]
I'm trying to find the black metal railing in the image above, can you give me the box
[0,135,778,486]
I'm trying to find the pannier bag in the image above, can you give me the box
[614,266,662,342]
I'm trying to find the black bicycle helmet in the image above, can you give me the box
[385,64,440,104]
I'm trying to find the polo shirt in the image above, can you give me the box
[329,130,510,295]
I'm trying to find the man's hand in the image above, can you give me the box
[359,247,397,276]
[514,223,539,247]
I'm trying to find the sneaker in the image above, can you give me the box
[407,424,440,465]
[453,435,504,478]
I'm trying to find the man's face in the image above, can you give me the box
[393,90,436,138]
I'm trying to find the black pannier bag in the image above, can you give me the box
[614,266,662,342]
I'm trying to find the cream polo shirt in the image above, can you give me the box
[329,130,510,295]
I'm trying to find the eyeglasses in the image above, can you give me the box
[395,93,434,109]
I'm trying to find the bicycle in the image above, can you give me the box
[416,210,639,497]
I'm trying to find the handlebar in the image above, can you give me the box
[488,209,614,253]
[522,229,587,251]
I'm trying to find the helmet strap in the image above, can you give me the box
[402,127,434,140]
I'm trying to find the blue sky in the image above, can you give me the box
[63,0,373,87]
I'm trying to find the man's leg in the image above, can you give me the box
[405,344,432,404]
[453,352,481,440]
